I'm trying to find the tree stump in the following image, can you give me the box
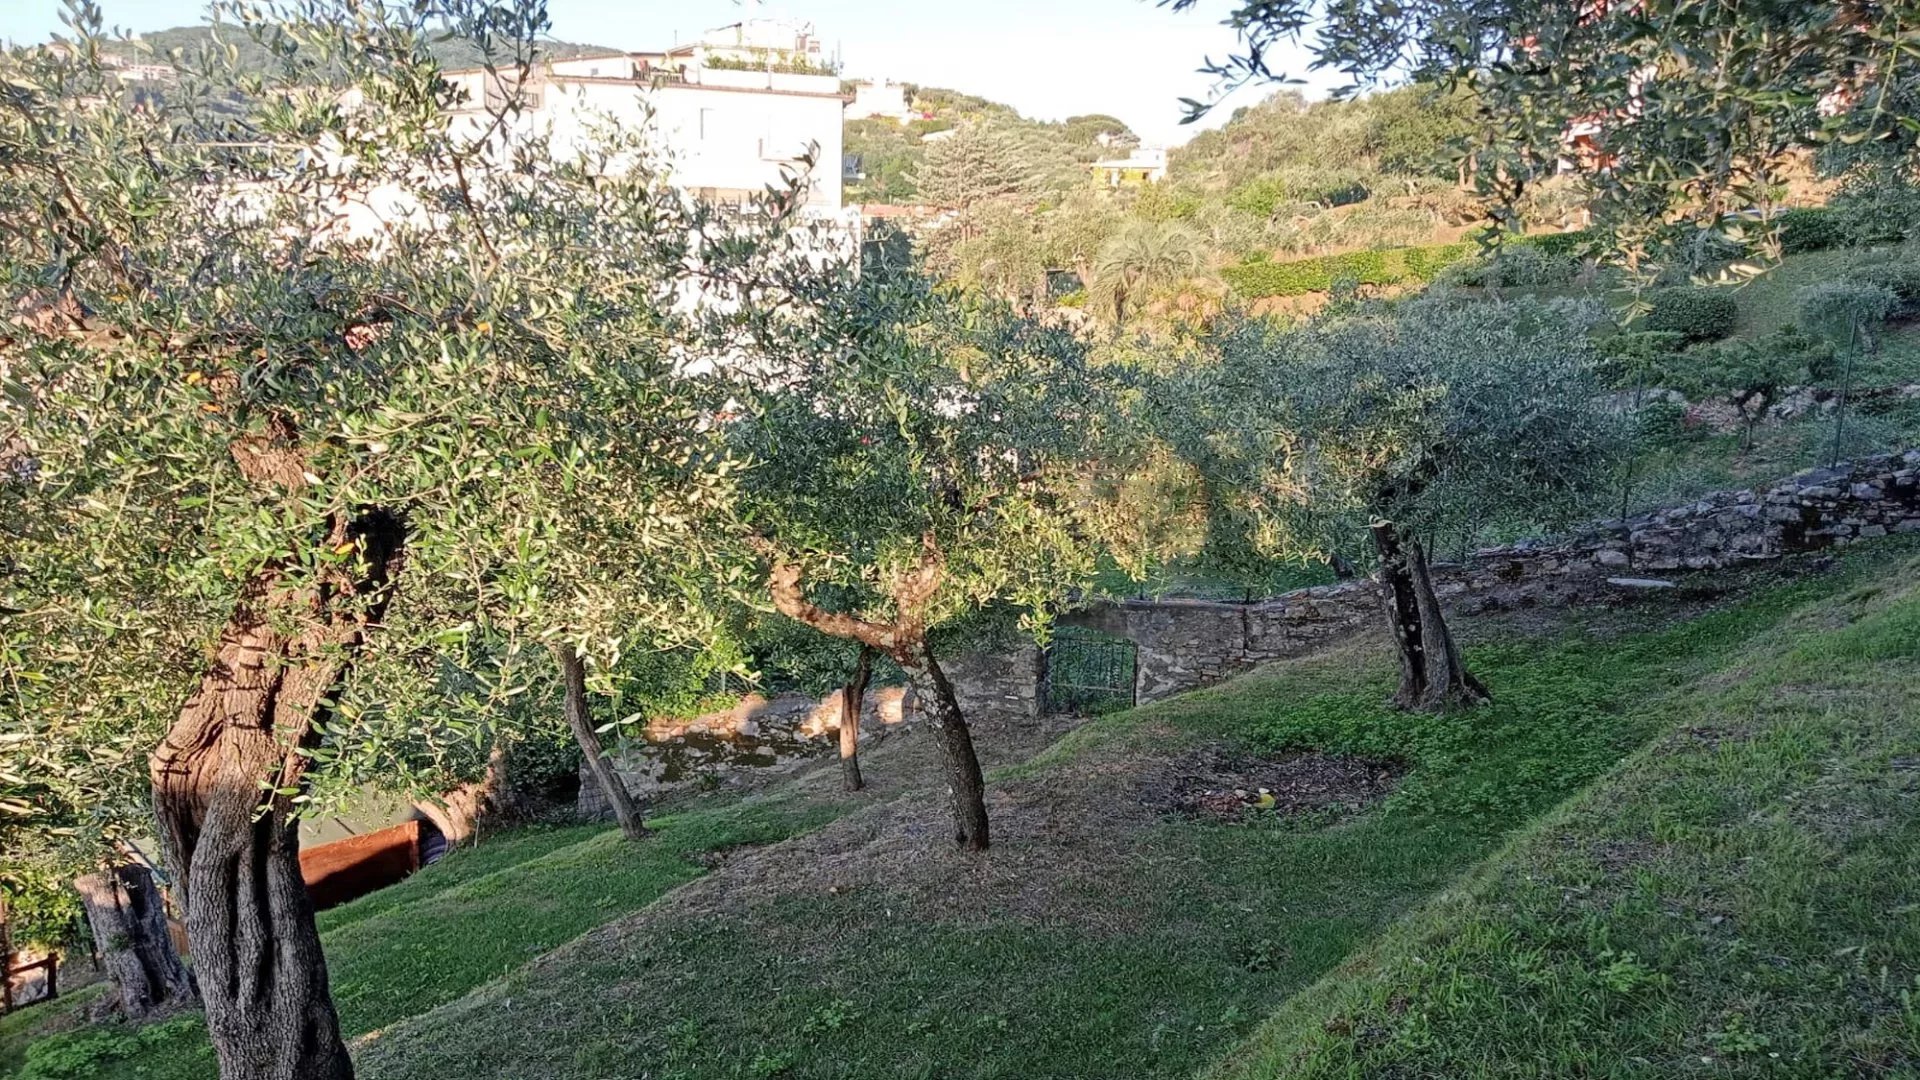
[74,863,194,1018]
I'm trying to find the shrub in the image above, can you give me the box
[1636,399,1704,450]
[1620,328,1831,400]
[1847,260,1920,318]
[1226,176,1292,219]
[1595,331,1687,388]
[1831,185,1920,246]
[1642,286,1738,343]
[1797,280,1897,344]
[1681,333,1807,401]
[1492,244,1580,287]
[1222,241,1473,298]
[1777,206,1848,254]
[1516,229,1598,259]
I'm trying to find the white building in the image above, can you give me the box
[1090,146,1168,189]
[846,79,912,123]
[440,17,847,212]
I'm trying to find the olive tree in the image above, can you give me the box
[1169,1,1920,266]
[721,250,1113,850]
[1,1,771,1073]
[1159,296,1624,709]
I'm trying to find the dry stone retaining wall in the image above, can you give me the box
[1067,448,1920,702]
[577,647,1043,820]
[581,449,1920,816]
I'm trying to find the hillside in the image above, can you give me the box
[14,530,1916,1078]
[1213,550,1920,1077]
[844,83,1137,203]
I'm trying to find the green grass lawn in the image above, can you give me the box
[1209,553,1920,1078]
[13,544,1918,1080]
[0,986,105,1077]
[344,547,1920,1080]
[3,797,849,1080]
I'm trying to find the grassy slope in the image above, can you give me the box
[0,987,105,1077]
[3,797,848,1080]
[1209,552,1920,1078]
[13,545,1916,1079]
[346,552,1912,1080]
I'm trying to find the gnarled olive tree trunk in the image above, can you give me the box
[413,742,508,847]
[1370,520,1488,712]
[555,644,649,842]
[901,644,989,850]
[837,646,874,793]
[73,862,193,1018]
[150,504,404,1080]
[763,537,992,850]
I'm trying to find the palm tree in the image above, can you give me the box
[1090,219,1209,325]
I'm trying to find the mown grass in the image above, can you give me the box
[0,986,104,1077]
[315,819,604,934]
[1207,553,1920,1079]
[4,796,847,1080]
[346,548,1918,1080]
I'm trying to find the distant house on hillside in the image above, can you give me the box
[1090,147,1167,189]
[847,79,912,123]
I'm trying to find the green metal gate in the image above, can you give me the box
[1043,626,1137,715]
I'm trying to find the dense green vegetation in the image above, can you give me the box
[1221,241,1473,298]
[857,84,1522,325]
[845,85,1135,204]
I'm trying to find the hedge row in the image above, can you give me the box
[1223,242,1475,298]
[1224,209,1870,301]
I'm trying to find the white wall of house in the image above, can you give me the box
[444,65,844,210]
[846,79,910,122]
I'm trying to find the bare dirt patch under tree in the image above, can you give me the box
[1141,747,1405,823]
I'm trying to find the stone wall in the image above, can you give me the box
[577,646,1044,820]
[1067,448,1920,702]
[581,449,1920,816]
[941,645,1045,725]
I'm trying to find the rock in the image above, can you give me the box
[1607,577,1677,589]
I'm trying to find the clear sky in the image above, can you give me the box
[0,0,1342,145]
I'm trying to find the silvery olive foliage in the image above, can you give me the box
[1156,296,1627,566]
[0,0,786,925]
[722,238,1123,647]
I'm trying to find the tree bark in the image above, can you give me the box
[1370,521,1488,712]
[1371,521,1427,709]
[838,646,874,792]
[149,504,404,1080]
[73,863,193,1018]
[555,644,648,842]
[413,743,508,847]
[1404,534,1488,709]
[759,535,990,849]
[1,892,12,1013]
[904,644,990,851]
